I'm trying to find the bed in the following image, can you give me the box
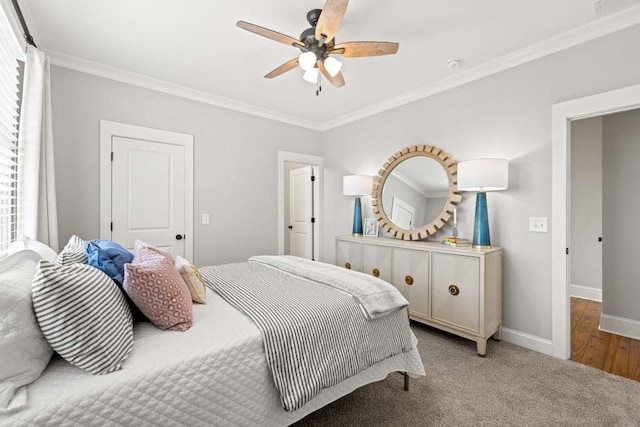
[1,257,425,426]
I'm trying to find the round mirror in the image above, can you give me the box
[372,145,461,240]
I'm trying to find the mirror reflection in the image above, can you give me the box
[381,157,449,230]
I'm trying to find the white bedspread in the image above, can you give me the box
[1,289,424,427]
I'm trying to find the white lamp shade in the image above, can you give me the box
[343,175,373,196]
[303,68,319,84]
[324,56,342,77]
[299,52,317,71]
[457,158,509,192]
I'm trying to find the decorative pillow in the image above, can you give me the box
[8,236,58,263]
[0,251,53,414]
[32,261,134,375]
[123,248,193,331]
[133,240,174,263]
[55,235,87,265]
[175,255,207,304]
[86,240,134,284]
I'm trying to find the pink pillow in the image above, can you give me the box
[133,240,174,264]
[123,248,193,331]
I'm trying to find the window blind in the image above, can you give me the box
[0,18,20,251]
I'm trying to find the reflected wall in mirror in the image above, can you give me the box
[372,145,461,241]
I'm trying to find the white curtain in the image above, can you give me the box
[17,46,59,251]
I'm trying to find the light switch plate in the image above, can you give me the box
[529,217,548,233]
[202,213,210,225]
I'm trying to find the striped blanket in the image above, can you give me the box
[201,261,413,412]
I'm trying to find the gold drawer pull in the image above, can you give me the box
[345,262,351,270]
[449,285,460,296]
[405,275,414,286]
[372,268,380,277]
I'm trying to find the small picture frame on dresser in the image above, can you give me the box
[363,218,379,237]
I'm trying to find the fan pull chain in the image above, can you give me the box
[316,73,322,96]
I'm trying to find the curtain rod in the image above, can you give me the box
[10,0,36,48]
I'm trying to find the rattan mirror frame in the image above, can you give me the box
[372,145,462,241]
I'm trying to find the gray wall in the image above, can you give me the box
[570,117,603,291]
[602,109,640,322]
[51,66,322,266]
[320,24,640,341]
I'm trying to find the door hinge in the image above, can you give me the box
[566,247,569,255]
[110,222,113,231]
[311,217,315,224]
[311,175,316,182]
[111,152,114,161]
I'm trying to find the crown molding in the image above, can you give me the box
[318,5,640,131]
[46,50,324,131]
[42,5,640,133]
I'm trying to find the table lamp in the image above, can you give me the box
[343,175,373,235]
[457,159,509,248]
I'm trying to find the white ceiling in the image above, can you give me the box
[20,0,640,127]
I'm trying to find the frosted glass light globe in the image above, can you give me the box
[323,56,342,77]
[303,67,319,84]
[299,52,317,71]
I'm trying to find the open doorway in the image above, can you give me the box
[552,83,640,375]
[277,151,323,261]
[569,113,640,380]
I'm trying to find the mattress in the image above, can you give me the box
[1,289,425,427]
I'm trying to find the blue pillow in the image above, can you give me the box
[85,240,133,285]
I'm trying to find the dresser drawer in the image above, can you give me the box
[431,253,480,333]
[362,244,392,283]
[336,240,362,272]
[392,248,429,319]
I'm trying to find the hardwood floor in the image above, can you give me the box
[571,297,640,381]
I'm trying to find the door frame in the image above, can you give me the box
[100,120,194,260]
[551,83,640,359]
[277,151,323,260]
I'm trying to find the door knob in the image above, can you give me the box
[288,225,293,230]
[598,237,603,242]
[175,234,183,240]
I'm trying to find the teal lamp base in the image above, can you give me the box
[472,192,491,248]
[352,196,363,235]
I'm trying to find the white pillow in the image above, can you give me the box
[7,236,57,264]
[0,250,53,414]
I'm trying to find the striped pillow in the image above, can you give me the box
[32,261,134,375]
[55,235,87,265]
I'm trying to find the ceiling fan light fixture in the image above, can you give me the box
[324,56,342,77]
[299,51,318,71]
[303,67,319,84]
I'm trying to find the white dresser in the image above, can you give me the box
[336,235,502,356]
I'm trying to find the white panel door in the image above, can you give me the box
[391,196,415,230]
[289,166,313,260]
[111,136,185,256]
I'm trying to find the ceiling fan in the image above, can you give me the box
[236,0,399,92]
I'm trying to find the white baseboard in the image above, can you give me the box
[569,284,602,302]
[599,313,640,340]
[500,327,553,356]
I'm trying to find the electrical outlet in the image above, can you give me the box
[529,217,548,233]
[202,213,210,225]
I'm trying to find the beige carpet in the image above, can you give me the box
[294,322,640,426]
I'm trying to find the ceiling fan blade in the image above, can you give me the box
[319,61,345,88]
[329,41,399,57]
[315,0,349,42]
[264,58,299,79]
[237,21,304,48]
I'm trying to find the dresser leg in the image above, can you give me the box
[403,372,409,391]
[476,339,487,357]
[492,326,502,341]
